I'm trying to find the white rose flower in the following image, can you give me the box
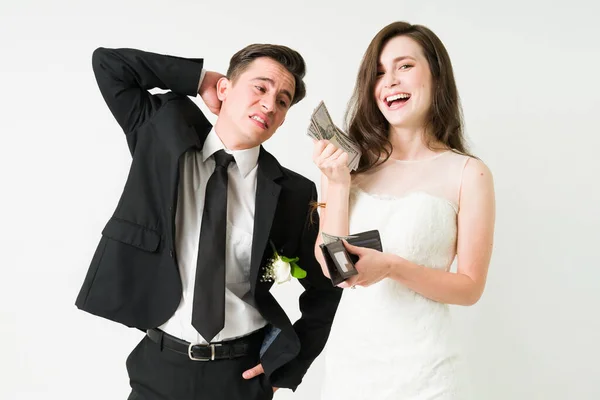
[261,241,306,284]
[272,257,292,284]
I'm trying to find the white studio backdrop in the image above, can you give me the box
[1,0,599,399]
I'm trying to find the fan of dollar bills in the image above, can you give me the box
[307,101,362,171]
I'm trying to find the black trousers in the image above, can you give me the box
[126,334,274,400]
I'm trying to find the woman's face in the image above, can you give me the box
[373,35,433,129]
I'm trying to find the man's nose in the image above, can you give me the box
[261,96,275,112]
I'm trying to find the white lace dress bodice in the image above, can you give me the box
[321,151,471,400]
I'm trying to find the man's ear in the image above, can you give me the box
[216,77,230,101]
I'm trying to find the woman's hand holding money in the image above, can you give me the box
[312,140,351,186]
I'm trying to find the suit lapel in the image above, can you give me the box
[250,148,283,293]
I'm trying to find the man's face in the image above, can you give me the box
[217,57,296,148]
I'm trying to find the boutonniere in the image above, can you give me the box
[261,240,307,284]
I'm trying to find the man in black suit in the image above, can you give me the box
[75,44,342,399]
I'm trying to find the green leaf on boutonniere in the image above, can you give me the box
[290,261,307,279]
[281,256,299,263]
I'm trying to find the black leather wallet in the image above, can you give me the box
[319,230,383,286]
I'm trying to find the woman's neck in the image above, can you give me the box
[387,125,447,161]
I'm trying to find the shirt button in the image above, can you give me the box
[169,249,174,258]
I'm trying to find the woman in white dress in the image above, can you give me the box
[313,22,496,399]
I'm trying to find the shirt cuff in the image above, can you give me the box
[197,68,206,93]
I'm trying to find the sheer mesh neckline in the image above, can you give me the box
[351,150,470,209]
[388,150,450,163]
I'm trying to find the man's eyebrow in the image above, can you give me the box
[252,77,293,101]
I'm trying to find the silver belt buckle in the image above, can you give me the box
[188,342,221,361]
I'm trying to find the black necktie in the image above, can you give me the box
[192,149,235,342]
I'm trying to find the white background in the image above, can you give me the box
[1,0,599,399]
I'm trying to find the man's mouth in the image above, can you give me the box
[385,93,411,108]
[250,115,269,129]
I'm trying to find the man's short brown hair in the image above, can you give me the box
[226,44,307,106]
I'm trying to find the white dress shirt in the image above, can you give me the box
[159,129,267,343]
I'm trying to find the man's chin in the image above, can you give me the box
[243,130,273,147]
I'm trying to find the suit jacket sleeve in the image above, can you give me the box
[91,47,203,153]
[270,182,343,390]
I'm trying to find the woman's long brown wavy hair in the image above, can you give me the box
[346,21,470,173]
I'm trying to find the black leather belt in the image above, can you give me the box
[146,328,264,361]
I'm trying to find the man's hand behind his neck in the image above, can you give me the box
[199,70,224,115]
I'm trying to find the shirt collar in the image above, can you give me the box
[201,128,260,178]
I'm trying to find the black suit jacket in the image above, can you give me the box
[75,47,342,390]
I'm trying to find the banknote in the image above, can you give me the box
[321,232,358,245]
[307,120,321,140]
[333,126,361,169]
[308,101,362,171]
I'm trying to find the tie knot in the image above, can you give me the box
[213,150,235,169]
